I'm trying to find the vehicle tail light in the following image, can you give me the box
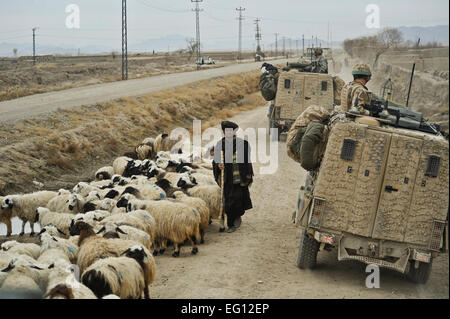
[429,219,446,251]
[310,197,325,227]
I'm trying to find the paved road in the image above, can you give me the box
[0,58,292,123]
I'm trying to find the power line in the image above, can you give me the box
[191,0,203,70]
[236,7,245,62]
[122,0,128,80]
[135,0,189,13]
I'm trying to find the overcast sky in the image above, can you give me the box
[0,0,448,50]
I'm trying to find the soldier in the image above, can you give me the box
[305,48,328,74]
[340,63,372,114]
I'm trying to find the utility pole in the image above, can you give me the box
[274,33,279,57]
[192,0,203,70]
[236,6,245,62]
[296,39,299,57]
[302,34,305,56]
[122,0,128,80]
[282,36,286,57]
[32,27,37,66]
[254,18,262,54]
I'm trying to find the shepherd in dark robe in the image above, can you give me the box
[213,121,254,233]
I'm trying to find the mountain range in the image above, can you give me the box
[0,25,447,57]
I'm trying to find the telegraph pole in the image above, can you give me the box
[296,39,299,57]
[32,27,37,66]
[282,36,286,57]
[192,0,203,70]
[236,6,245,62]
[122,0,128,80]
[254,18,262,54]
[274,33,279,57]
[302,34,305,55]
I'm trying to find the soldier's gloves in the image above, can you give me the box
[349,106,361,114]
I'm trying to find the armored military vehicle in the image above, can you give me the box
[268,62,342,140]
[293,101,449,284]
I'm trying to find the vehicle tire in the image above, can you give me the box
[407,259,432,284]
[296,229,320,269]
[269,120,281,141]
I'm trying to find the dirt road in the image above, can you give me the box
[150,106,449,299]
[0,58,292,123]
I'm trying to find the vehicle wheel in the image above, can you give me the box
[296,229,320,269]
[407,259,432,284]
[269,120,281,141]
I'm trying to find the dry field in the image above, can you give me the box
[0,69,265,195]
[0,51,276,102]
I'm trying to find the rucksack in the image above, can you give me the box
[286,105,331,170]
[259,71,278,101]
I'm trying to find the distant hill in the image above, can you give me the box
[397,25,449,45]
[0,25,447,57]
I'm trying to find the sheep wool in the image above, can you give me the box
[35,207,75,236]
[173,191,210,244]
[81,256,146,299]
[1,241,41,260]
[95,166,115,181]
[128,199,200,257]
[1,191,58,235]
[0,196,13,236]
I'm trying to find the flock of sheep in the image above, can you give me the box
[0,133,223,299]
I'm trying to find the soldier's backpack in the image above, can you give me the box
[259,70,278,101]
[286,105,331,170]
[332,76,345,106]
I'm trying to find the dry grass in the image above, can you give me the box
[0,70,264,195]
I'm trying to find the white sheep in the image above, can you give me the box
[120,184,166,201]
[37,248,70,266]
[72,182,100,198]
[70,210,111,229]
[58,189,71,196]
[44,283,97,299]
[0,196,13,236]
[39,232,78,264]
[82,257,147,299]
[1,240,41,260]
[135,144,154,161]
[1,191,58,236]
[41,259,97,299]
[96,222,153,251]
[173,191,210,244]
[69,221,150,274]
[113,156,133,176]
[45,193,73,214]
[37,224,69,239]
[127,198,200,257]
[95,166,115,181]
[177,174,221,219]
[81,256,146,299]
[98,212,146,234]
[0,256,45,296]
[35,207,75,236]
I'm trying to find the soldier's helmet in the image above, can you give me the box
[352,63,372,76]
[314,48,323,55]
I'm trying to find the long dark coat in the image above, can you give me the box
[212,137,254,218]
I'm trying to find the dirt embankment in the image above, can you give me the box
[0,70,265,195]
